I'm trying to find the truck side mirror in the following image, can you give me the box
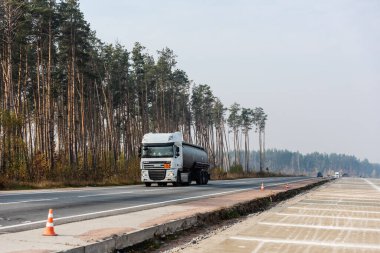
[138,146,142,158]
[176,146,180,157]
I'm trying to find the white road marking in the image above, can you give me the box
[364,179,380,192]
[77,191,134,198]
[336,199,379,204]
[259,221,380,232]
[230,236,380,250]
[219,182,249,185]
[299,201,380,208]
[310,193,380,199]
[288,206,380,214]
[0,185,140,197]
[0,198,58,205]
[311,194,380,200]
[275,212,380,221]
[143,188,177,192]
[251,241,264,253]
[308,196,380,202]
[0,178,312,231]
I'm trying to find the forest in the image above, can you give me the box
[0,0,268,186]
[1,0,378,187]
[245,149,380,178]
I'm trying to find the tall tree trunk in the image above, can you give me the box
[259,130,263,173]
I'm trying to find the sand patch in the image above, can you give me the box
[76,227,135,242]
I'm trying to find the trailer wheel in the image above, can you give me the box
[195,171,202,185]
[200,171,204,185]
[198,171,209,185]
[145,183,151,187]
[203,172,209,185]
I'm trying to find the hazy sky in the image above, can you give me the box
[80,0,380,163]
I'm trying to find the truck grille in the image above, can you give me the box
[148,170,166,180]
[143,162,169,169]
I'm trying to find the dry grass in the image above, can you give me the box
[210,167,291,180]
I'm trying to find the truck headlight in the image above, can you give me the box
[142,170,149,177]
[167,171,175,177]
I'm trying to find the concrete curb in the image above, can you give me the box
[60,217,199,253]
[58,179,330,253]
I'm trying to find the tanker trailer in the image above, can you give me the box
[139,132,210,187]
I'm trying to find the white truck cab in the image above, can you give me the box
[139,132,209,187]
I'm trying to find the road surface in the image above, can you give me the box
[0,176,308,233]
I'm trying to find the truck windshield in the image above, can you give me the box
[142,145,174,158]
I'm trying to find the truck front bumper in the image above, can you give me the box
[141,169,178,182]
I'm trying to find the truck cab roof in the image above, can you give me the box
[142,132,183,144]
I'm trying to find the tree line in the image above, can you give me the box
[239,149,380,177]
[0,0,268,185]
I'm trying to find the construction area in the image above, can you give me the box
[177,178,380,253]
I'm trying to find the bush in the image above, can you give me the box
[126,156,141,183]
[229,164,243,174]
[210,167,227,180]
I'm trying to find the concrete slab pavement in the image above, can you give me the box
[179,178,380,253]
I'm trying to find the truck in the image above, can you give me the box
[139,132,210,187]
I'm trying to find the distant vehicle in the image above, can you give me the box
[139,132,210,187]
[317,172,323,177]
[334,171,340,178]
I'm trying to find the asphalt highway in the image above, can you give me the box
[0,176,310,233]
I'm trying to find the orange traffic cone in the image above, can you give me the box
[260,182,264,191]
[43,209,57,236]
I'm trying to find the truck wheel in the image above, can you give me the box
[174,173,182,186]
[203,172,209,185]
[201,171,206,184]
[199,171,208,185]
[145,183,151,187]
[195,171,202,185]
